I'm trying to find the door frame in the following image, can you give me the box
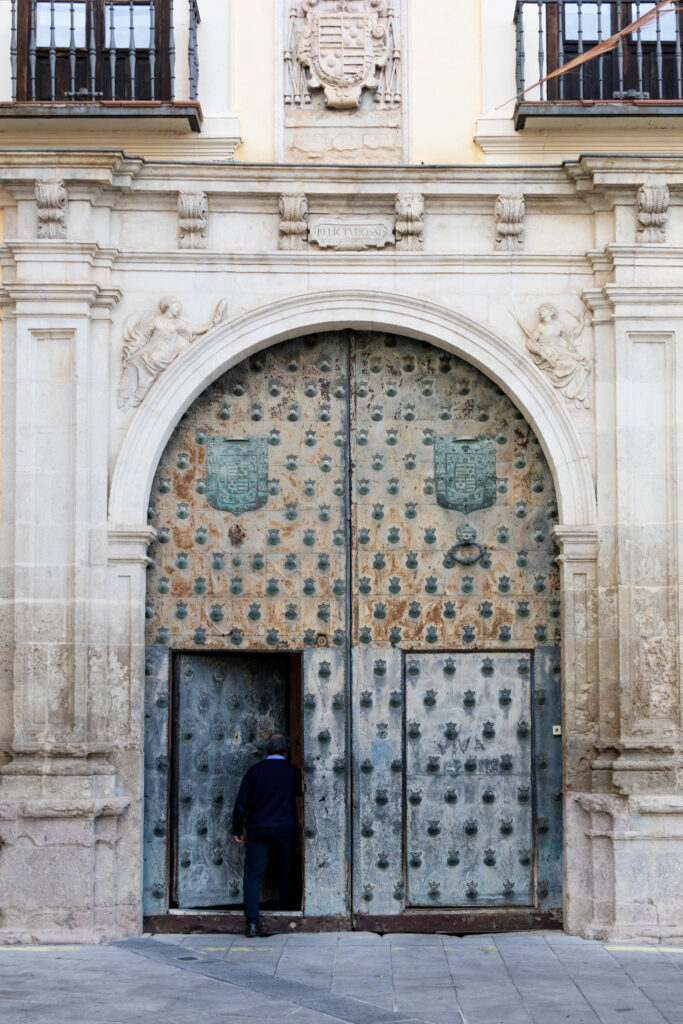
[154,648,305,916]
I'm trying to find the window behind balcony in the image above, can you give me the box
[546,1,683,101]
[17,0,172,102]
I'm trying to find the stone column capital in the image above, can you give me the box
[552,525,599,562]
[107,526,157,565]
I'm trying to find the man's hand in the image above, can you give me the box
[234,834,244,844]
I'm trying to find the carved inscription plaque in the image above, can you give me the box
[206,437,268,516]
[309,218,394,251]
[434,436,497,514]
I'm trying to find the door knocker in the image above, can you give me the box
[444,524,485,567]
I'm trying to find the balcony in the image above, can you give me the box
[514,1,683,128]
[4,0,202,131]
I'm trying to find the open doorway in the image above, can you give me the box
[169,651,303,912]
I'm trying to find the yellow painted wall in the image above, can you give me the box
[233,0,276,162]
[411,0,483,164]
[231,0,483,165]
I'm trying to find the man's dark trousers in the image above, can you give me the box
[243,828,295,923]
[232,757,301,925]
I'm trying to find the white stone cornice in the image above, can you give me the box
[565,154,683,187]
[2,240,120,267]
[131,161,571,190]
[0,281,122,312]
[109,250,593,273]
[0,149,144,189]
[584,284,683,315]
[590,244,683,269]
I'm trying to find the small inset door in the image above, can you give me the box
[405,652,534,907]
[171,652,298,910]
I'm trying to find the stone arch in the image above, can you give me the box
[109,290,595,530]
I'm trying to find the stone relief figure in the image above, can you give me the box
[514,303,592,409]
[118,296,228,409]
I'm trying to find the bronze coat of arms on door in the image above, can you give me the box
[206,437,269,515]
[434,436,497,514]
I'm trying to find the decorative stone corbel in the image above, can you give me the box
[395,194,424,252]
[279,193,309,251]
[178,191,208,249]
[637,184,669,243]
[35,178,67,239]
[495,195,525,252]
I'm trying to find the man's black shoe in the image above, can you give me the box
[245,920,257,938]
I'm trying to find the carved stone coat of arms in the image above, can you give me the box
[285,0,400,109]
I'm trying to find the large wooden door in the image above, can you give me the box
[143,331,563,925]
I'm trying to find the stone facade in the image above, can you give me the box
[0,1,681,945]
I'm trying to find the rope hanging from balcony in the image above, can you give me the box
[506,0,679,105]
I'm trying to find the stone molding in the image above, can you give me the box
[16,798,130,820]
[107,526,157,564]
[630,796,683,814]
[552,526,599,562]
[2,749,116,767]
[108,288,597,530]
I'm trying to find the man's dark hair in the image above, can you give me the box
[265,731,291,757]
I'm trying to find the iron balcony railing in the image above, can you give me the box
[514,0,683,103]
[10,0,200,104]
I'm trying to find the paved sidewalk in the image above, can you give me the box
[1,931,682,1024]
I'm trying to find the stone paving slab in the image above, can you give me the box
[1,932,683,1024]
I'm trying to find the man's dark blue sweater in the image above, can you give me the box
[232,758,301,840]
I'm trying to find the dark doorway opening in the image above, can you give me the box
[169,651,303,913]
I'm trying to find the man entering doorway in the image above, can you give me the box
[232,731,302,938]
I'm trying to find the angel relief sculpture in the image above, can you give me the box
[117,296,227,409]
[514,303,592,409]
